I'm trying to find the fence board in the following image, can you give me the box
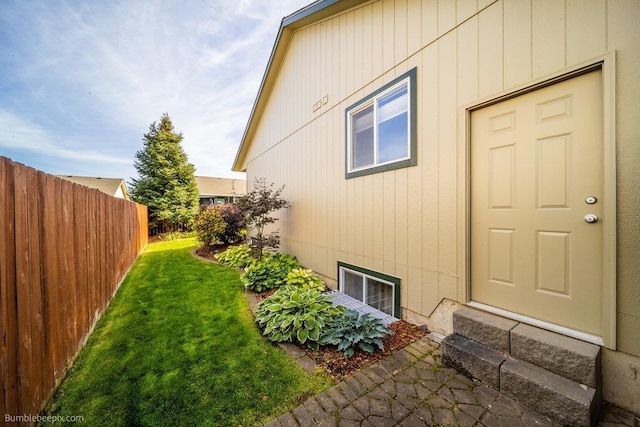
[41,174,60,396]
[0,158,19,417]
[87,191,97,328]
[0,157,147,424]
[26,166,45,415]
[60,178,77,365]
[52,177,68,382]
[13,163,34,416]
[73,185,88,347]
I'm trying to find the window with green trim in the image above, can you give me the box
[338,262,401,317]
[345,68,417,179]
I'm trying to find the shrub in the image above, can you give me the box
[216,203,245,244]
[194,207,226,249]
[286,268,326,292]
[321,309,393,358]
[255,285,344,350]
[216,244,255,269]
[241,253,301,293]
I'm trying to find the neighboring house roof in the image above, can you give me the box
[57,175,129,199]
[195,176,246,198]
[232,0,367,172]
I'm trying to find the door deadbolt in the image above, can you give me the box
[585,196,598,204]
[584,214,599,224]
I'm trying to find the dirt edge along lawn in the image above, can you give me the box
[41,238,333,426]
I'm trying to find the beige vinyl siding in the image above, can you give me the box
[609,0,640,357]
[503,1,531,88]
[241,0,639,356]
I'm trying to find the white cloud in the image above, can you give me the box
[0,110,131,167]
[0,0,310,179]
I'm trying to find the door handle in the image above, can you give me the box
[584,214,598,224]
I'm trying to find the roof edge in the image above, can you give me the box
[232,0,367,172]
[282,0,340,27]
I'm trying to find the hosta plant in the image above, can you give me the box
[241,253,301,292]
[216,244,254,269]
[255,285,344,350]
[321,309,393,358]
[286,268,326,291]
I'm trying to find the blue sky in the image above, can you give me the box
[0,0,310,181]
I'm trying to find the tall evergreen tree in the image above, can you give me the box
[129,113,199,232]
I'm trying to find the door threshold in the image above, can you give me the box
[467,301,604,347]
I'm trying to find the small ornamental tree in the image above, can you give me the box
[236,178,289,258]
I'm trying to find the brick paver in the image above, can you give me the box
[265,335,639,427]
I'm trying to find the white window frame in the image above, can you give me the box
[338,263,400,317]
[345,67,417,179]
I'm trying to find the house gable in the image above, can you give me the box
[233,0,369,172]
[57,175,129,199]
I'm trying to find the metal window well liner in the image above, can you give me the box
[327,291,398,326]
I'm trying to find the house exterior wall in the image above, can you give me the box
[114,185,126,199]
[239,0,640,412]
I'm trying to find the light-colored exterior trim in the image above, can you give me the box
[461,54,617,349]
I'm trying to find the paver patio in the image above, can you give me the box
[265,334,639,427]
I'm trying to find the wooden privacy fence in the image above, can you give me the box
[0,157,148,422]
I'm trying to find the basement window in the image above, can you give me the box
[345,67,417,178]
[338,262,401,317]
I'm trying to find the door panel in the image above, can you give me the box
[471,70,603,336]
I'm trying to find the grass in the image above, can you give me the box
[43,238,332,426]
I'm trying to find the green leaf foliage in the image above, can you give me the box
[129,113,200,232]
[255,285,344,349]
[321,309,393,358]
[215,203,245,244]
[216,244,255,269]
[236,178,289,258]
[193,207,226,249]
[241,253,302,293]
[286,268,326,291]
[194,204,246,250]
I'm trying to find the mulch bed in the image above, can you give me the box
[254,289,428,380]
[302,320,427,379]
[194,244,230,259]
[195,245,429,380]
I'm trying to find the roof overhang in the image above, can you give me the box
[232,0,368,172]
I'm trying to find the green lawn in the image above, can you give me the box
[43,238,332,426]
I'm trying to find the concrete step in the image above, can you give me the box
[444,308,603,425]
[501,358,599,426]
[510,323,601,389]
[441,333,505,389]
[452,307,518,353]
